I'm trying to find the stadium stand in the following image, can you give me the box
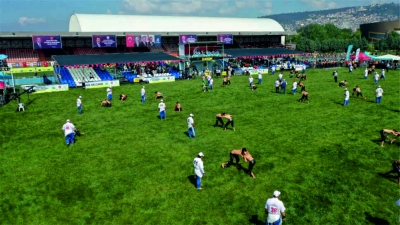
[74,48,106,55]
[41,49,70,60]
[5,49,39,63]
[67,67,102,86]
[59,67,77,87]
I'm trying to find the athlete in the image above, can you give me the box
[242,148,256,178]
[383,159,400,184]
[380,129,400,147]
[299,90,309,104]
[221,149,244,168]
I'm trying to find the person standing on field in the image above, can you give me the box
[76,96,82,114]
[187,113,195,138]
[265,191,286,225]
[141,86,146,103]
[343,88,349,106]
[375,85,383,103]
[158,99,166,120]
[107,87,112,101]
[62,119,75,146]
[193,152,205,190]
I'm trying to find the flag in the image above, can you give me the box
[355,48,360,61]
[346,45,353,61]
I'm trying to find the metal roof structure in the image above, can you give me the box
[68,14,287,35]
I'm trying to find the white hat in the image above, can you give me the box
[198,152,204,157]
[66,119,70,122]
[190,113,194,117]
[273,190,281,197]
[79,96,82,98]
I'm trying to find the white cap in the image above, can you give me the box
[66,119,70,122]
[198,152,204,157]
[273,190,281,197]
[79,96,82,98]
[190,113,194,117]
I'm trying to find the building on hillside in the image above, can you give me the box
[360,20,400,41]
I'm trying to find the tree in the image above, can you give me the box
[360,37,369,51]
[324,24,342,39]
[340,28,353,39]
[297,24,327,43]
[352,29,362,39]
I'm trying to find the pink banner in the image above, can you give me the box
[126,35,135,47]
[0,82,4,89]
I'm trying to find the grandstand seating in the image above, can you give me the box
[163,44,178,52]
[67,67,102,86]
[95,68,114,81]
[148,46,164,52]
[74,48,106,55]
[59,67,77,87]
[5,49,39,63]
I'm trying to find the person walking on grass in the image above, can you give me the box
[265,191,286,225]
[380,69,386,81]
[258,71,263,84]
[275,79,280,93]
[352,86,366,99]
[383,159,400,185]
[292,80,297,95]
[187,113,196,138]
[374,72,379,85]
[375,85,383,103]
[221,149,243,168]
[158,99,166,120]
[107,87,112,101]
[76,96,82,114]
[193,152,205,190]
[364,68,368,79]
[343,88,349,106]
[242,148,256,178]
[280,79,287,94]
[62,119,75,146]
[380,129,400,147]
[141,86,146,103]
[333,70,338,83]
[202,77,209,92]
[249,75,254,87]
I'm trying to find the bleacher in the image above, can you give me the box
[41,49,69,60]
[163,43,178,52]
[59,67,77,87]
[74,48,106,55]
[67,67,102,86]
[148,46,164,52]
[5,49,39,63]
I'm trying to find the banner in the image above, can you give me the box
[345,45,353,61]
[148,76,175,84]
[32,35,62,49]
[24,84,69,94]
[355,48,360,61]
[12,66,54,74]
[185,45,221,57]
[217,34,233,44]
[178,44,185,57]
[92,35,117,48]
[126,34,162,47]
[84,80,120,89]
[179,35,197,44]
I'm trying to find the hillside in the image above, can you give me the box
[261,3,399,32]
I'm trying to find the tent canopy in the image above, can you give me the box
[52,52,180,66]
[374,54,400,60]
[224,48,304,57]
[351,52,371,60]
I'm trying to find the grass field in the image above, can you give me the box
[1,67,400,224]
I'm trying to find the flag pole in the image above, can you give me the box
[10,65,16,93]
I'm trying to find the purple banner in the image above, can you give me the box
[32,35,62,49]
[217,34,233,44]
[92,35,117,48]
[179,35,197,44]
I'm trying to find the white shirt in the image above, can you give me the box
[258,73,262,79]
[62,122,75,136]
[76,98,82,107]
[141,88,145,96]
[278,74,283,79]
[193,157,205,177]
[344,90,349,100]
[381,70,385,76]
[302,65,306,70]
[107,88,112,95]
[187,116,194,128]
[272,67,276,71]
[275,80,280,87]
[158,102,166,112]
[249,77,253,83]
[292,81,297,90]
[364,69,368,76]
[376,88,383,97]
[265,197,285,222]
[209,79,214,85]
[374,73,379,80]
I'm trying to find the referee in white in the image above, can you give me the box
[193,152,205,190]
[265,190,286,225]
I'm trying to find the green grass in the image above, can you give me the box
[1,67,400,224]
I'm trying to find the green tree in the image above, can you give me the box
[324,24,342,39]
[352,29,362,39]
[360,37,369,51]
[340,28,353,39]
[298,24,327,43]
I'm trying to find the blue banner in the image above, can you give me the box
[217,34,233,44]
[92,35,117,48]
[179,35,197,44]
[346,45,353,61]
[32,35,62,49]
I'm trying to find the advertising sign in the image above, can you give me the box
[217,34,233,44]
[29,84,69,94]
[148,76,175,84]
[179,34,197,44]
[92,35,117,48]
[185,45,221,57]
[32,35,62,49]
[126,35,162,47]
[84,80,120,89]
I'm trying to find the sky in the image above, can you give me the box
[0,0,397,32]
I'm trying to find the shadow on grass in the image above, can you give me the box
[364,212,389,225]
[248,215,264,225]
[187,175,197,188]
[377,173,399,184]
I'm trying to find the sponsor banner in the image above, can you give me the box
[248,69,269,75]
[185,45,221,57]
[148,76,175,84]
[355,48,360,61]
[126,34,162,47]
[345,45,353,61]
[31,84,69,94]
[217,34,233,44]
[92,35,117,48]
[84,80,120,89]
[32,35,62,49]
[179,34,197,44]
[12,66,54,74]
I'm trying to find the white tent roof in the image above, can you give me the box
[69,14,285,35]
[375,54,400,60]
